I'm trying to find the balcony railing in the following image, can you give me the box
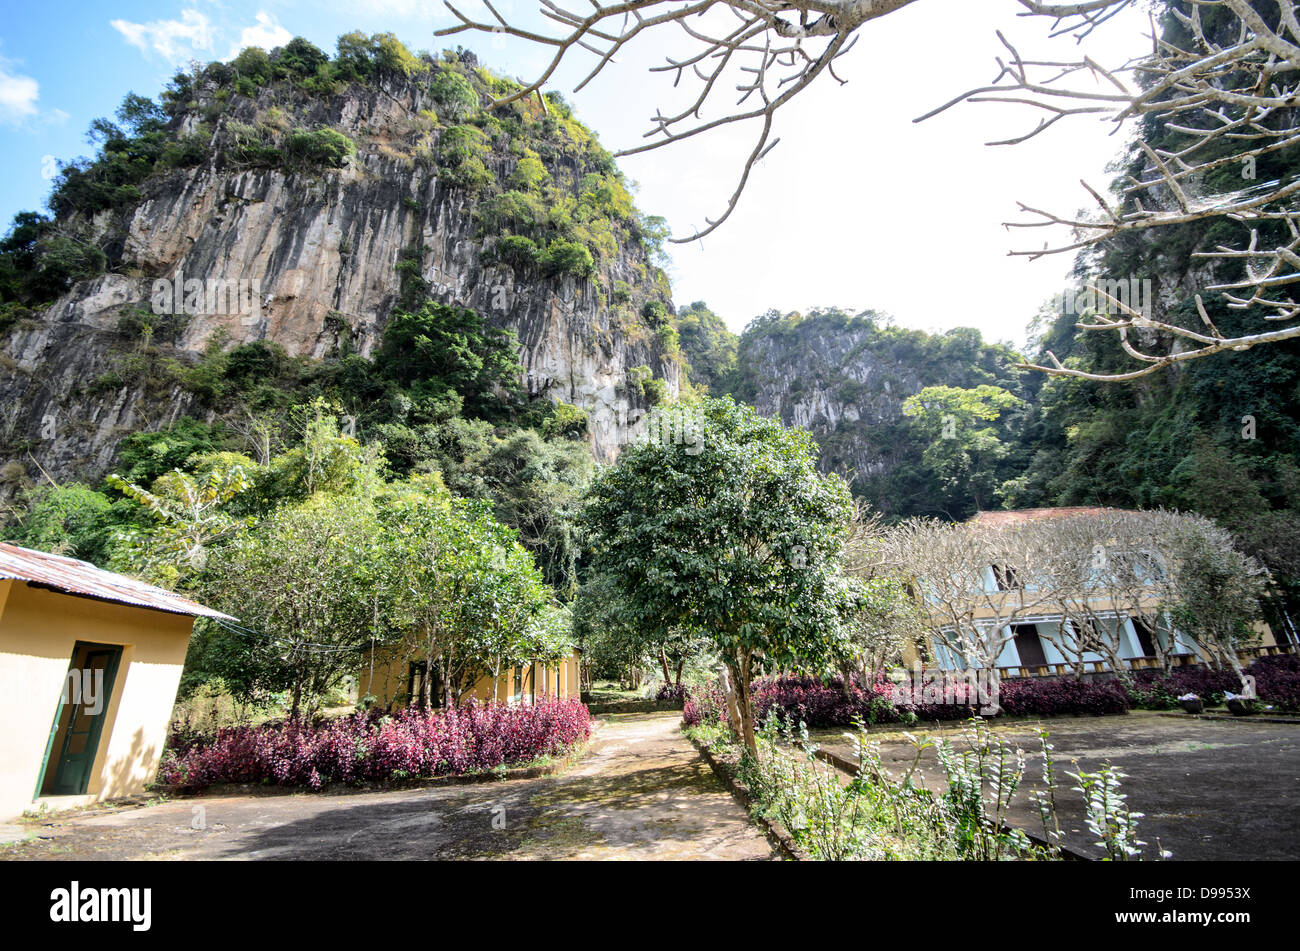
[999,642,1296,680]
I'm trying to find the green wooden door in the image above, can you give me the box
[41,645,122,796]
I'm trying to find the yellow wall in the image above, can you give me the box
[0,580,194,822]
[358,648,583,709]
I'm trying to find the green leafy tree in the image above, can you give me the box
[581,397,860,755]
[3,483,138,566]
[377,302,524,419]
[430,69,480,122]
[199,493,382,717]
[902,384,1025,515]
[107,453,259,588]
[1157,511,1268,688]
[377,478,558,707]
[674,300,738,393]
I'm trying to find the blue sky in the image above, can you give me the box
[0,1,1154,342]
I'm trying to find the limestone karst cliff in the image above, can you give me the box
[0,43,679,490]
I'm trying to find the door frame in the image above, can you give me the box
[35,642,124,798]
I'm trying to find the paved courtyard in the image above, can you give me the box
[810,711,1300,860]
[0,712,774,861]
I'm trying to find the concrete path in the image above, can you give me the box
[0,712,774,861]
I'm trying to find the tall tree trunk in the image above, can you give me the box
[659,648,673,687]
[736,651,758,758]
[674,659,685,688]
[422,624,436,710]
[839,661,855,699]
[725,652,758,758]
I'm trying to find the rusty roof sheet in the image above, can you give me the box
[0,542,235,621]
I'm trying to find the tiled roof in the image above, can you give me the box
[0,542,234,621]
[970,507,1126,526]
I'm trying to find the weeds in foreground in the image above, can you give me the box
[691,713,1165,862]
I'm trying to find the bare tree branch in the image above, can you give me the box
[922,0,1300,381]
[437,0,921,240]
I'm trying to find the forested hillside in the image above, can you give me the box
[0,33,679,497]
[0,33,689,610]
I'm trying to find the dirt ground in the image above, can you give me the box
[808,711,1300,860]
[0,712,775,861]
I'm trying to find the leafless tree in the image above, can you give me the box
[838,507,918,687]
[437,0,923,239]
[886,517,1055,672]
[442,0,1300,376]
[922,0,1300,379]
[1026,510,1174,677]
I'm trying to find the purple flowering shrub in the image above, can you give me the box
[682,682,729,727]
[158,698,591,790]
[752,674,985,727]
[684,671,1134,728]
[998,677,1130,716]
[1125,667,1243,709]
[654,683,689,702]
[1251,654,1300,711]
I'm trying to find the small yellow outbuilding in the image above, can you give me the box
[0,542,232,822]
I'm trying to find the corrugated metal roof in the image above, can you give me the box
[0,542,235,621]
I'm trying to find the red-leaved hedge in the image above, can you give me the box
[158,698,591,790]
[997,676,1130,716]
[1250,653,1300,711]
[684,672,1129,728]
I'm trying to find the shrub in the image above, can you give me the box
[654,683,689,702]
[491,234,540,271]
[542,401,588,440]
[437,125,494,191]
[997,677,1129,717]
[682,682,729,727]
[508,151,548,190]
[642,300,669,328]
[1251,653,1300,711]
[158,698,591,789]
[430,69,479,122]
[539,239,595,279]
[1125,667,1241,709]
[684,672,1131,730]
[284,128,355,169]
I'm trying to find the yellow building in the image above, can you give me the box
[913,508,1292,677]
[358,647,582,710]
[0,542,232,822]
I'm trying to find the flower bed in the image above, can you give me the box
[158,698,591,790]
[1124,657,1300,711]
[998,676,1129,716]
[1250,654,1300,712]
[1124,667,1241,710]
[685,672,1130,728]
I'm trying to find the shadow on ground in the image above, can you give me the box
[0,712,774,862]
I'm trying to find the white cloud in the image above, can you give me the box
[0,63,39,125]
[229,11,293,57]
[111,9,215,63]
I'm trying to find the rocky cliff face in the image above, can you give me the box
[736,317,927,481]
[0,64,678,489]
[730,312,1026,508]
